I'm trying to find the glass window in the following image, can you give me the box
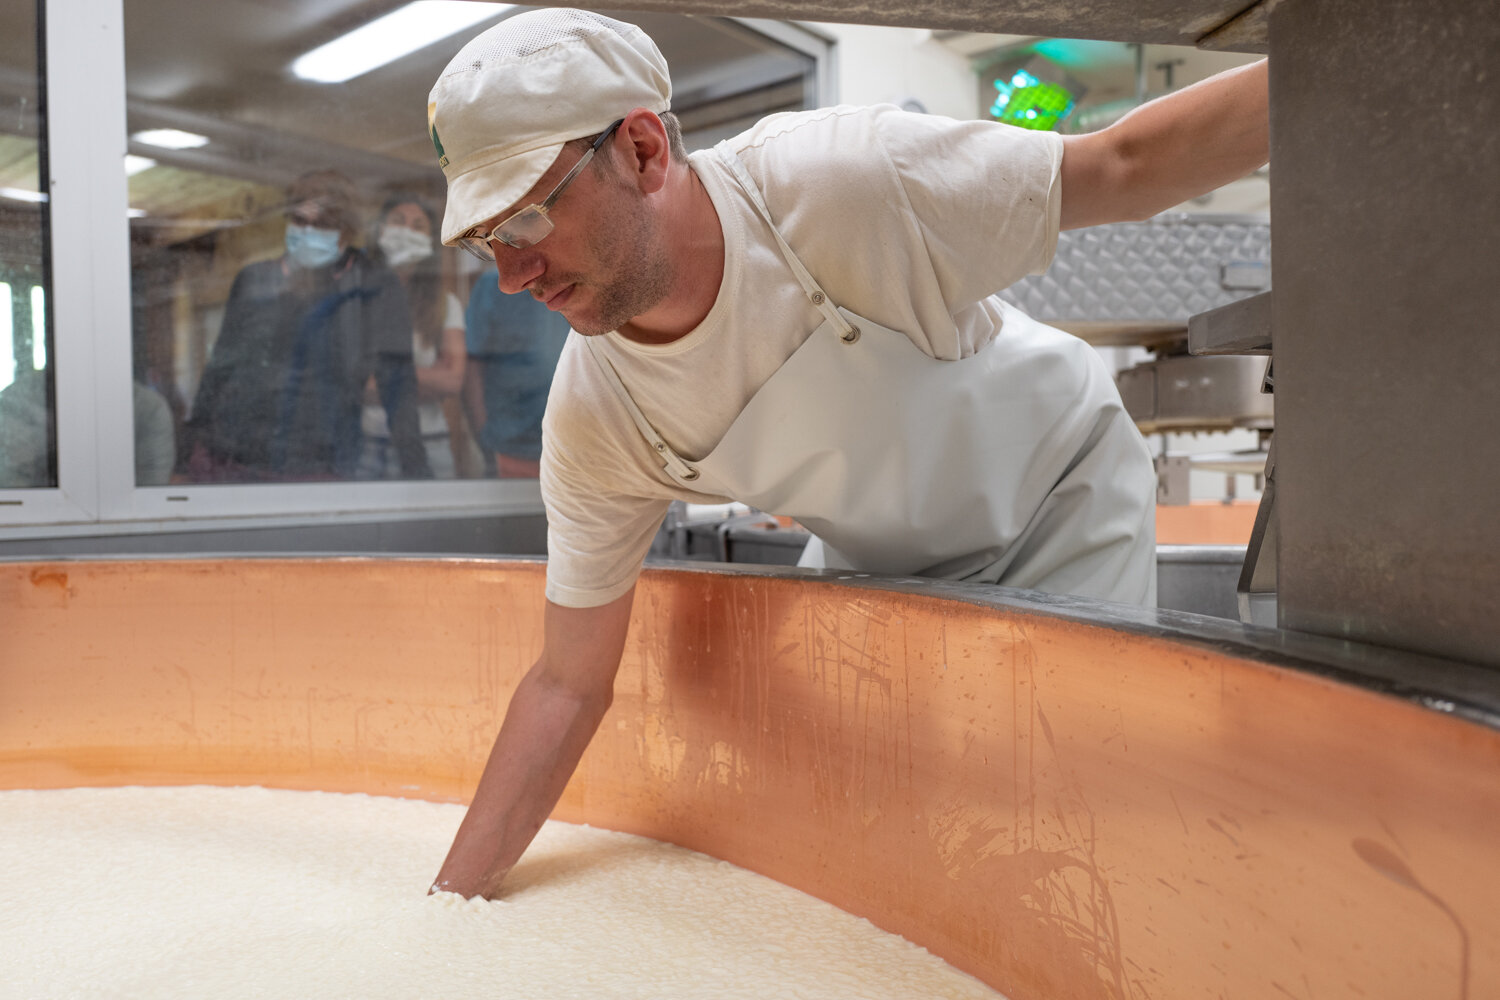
[122,2,816,489]
[0,0,54,489]
[124,0,492,487]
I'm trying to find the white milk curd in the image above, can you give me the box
[0,785,1006,1000]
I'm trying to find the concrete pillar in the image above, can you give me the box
[1269,0,1500,664]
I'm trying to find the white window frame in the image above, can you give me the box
[0,0,831,543]
[0,0,98,527]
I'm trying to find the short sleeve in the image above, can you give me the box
[729,104,1063,360]
[872,109,1063,307]
[540,428,671,608]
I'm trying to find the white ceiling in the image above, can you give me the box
[121,2,811,185]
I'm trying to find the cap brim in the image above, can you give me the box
[439,141,564,246]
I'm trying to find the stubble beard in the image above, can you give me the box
[562,187,672,338]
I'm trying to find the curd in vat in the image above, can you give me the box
[0,786,1006,999]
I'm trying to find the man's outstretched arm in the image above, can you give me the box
[431,588,636,899]
[1059,59,1269,230]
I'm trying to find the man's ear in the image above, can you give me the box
[617,108,671,195]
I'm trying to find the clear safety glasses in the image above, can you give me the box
[456,119,623,261]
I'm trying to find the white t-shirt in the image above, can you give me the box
[542,104,1063,608]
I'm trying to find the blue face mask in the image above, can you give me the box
[285,224,341,269]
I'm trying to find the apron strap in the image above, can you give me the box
[582,337,700,482]
[576,145,870,489]
[714,142,858,340]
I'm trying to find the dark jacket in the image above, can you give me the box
[187,249,429,481]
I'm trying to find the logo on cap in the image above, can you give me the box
[427,102,448,169]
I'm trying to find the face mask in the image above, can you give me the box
[378,224,434,268]
[285,224,341,269]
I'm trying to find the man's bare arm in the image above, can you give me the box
[430,589,635,899]
[1059,59,1268,230]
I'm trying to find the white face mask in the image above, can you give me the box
[378,225,434,268]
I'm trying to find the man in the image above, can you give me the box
[425,9,1268,899]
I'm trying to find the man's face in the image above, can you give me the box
[483,141,670,337]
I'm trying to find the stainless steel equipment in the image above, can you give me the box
[1000,215,1274,438]
[1116,352,1273,434]
[999,212,1271,348]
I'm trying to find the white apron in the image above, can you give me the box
[585,144,1157,606]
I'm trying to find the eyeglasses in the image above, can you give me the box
[457,119,623,261]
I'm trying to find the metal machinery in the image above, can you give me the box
[1000,213,1274,471]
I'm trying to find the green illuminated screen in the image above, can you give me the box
[990,71,1075,131]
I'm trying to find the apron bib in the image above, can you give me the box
[585,143,1156,605]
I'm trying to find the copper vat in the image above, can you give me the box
[2,557,1496,1000]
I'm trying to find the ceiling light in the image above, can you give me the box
[0,187,46,203]
[292,2,512,84]
[125,155,157,176]
[133,129,209,150]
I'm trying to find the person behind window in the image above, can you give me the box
[0,370,173,487]
[183,169,429,482]
[358,193,474,480]
[0,368,50,488]
[461,267,571,478]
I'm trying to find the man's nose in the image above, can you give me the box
[493,245,543,295]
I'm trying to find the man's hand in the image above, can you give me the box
[1059,59,1269,230]
[430,589,636,899]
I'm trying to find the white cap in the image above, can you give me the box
[427,8,672,246]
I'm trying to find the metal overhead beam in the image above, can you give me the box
[574,0,1271,50]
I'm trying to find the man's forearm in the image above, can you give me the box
[431,592,636,899]
[1060,59,1269,229]
[430,660,614,898]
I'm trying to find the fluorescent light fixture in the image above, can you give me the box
[292,2,512,84]
[133,128,209,150]
[125,155,157,176]
[0,187,46,203]
[127,207,148,218]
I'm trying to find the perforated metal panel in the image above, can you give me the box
[998,213,1270,342]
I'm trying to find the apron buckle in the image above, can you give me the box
[840,325,861,344]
